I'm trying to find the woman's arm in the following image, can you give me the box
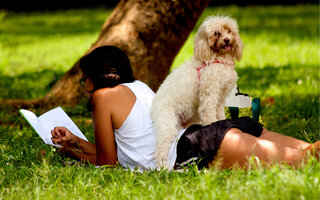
[51,116,118,166]
[60,147,97,164]
[51,88,123,166]
[91,89,118,166]
[51,126,97,164]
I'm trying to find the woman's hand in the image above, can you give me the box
[51,126,97,163]
[51,126,85,159]
[51,127,78,148]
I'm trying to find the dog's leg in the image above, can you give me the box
[198,66,232,125]
[217,102,226,120]
[198,87,220,125]
[218,75,237,120]
[153,113,180,168]
[150,62,200,168]
[217,88,228,120]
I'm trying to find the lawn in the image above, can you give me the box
[0,4,319,200]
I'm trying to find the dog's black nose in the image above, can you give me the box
[224,38,230,44]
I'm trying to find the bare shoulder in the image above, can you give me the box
[92,86,119,102]
[91,85,135,106]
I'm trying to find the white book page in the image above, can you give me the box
[19,109,59,146]
[38,107,88,142]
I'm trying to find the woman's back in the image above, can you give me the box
[114,80,157,170]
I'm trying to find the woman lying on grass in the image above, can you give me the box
[51,46,319,170]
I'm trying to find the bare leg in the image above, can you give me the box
[211,128,305,169]
[259,128,311,150]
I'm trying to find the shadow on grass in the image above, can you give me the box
[0,70,92,126]
[261,93,319,142]
[236,65,319,97]
[0,69,64,100]
[235,65,319,141]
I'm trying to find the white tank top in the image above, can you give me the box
[114,80,157,170]
[114,80,184,170]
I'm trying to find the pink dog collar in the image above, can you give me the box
[197,61,221,80]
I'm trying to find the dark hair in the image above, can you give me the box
[79,45,135,109]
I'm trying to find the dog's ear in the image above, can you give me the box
[194,26,212,61]
[234,33,243,61]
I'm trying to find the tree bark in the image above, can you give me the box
[2,0,209,108]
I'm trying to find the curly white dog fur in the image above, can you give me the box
[150,16,243,167]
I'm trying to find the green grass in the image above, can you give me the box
[0,4,319,200]
[0,8,110,75]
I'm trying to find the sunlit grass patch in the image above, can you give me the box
[0,8,110,75]
[0,34,97,75]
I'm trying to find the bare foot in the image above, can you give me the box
[303,141,320,161]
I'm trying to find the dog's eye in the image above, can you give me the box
[214,31,219,35]
[228,30,231,33]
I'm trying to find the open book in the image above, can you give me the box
[20,107,88,147]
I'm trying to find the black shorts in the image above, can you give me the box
[175,117,263,169]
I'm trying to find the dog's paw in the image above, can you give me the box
[217,110,226,120]
[154,150,169,168]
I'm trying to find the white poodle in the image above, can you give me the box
[150,16,243,167]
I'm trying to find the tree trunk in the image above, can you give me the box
[2,0,209,108]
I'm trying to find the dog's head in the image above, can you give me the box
[194,16,243,62]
